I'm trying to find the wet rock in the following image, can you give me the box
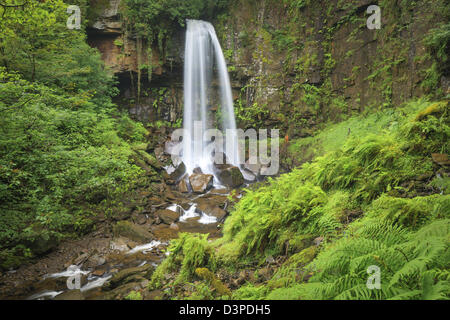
[179,201,192,210]
[54,289,84,300]
[151,224,179,240]
[113,221,153,243]
[177,178,190,193]
[104,264,153,290]
[216,165,244,188]
[193,167,203,174]
[241,168,256,182]
[73,252,89,266]
[169,162,186,182]
[194,194,228,208]
[110,238,130,252]
[156,209,179,225]
[210,188,229,194]
[169,223,179,231]
[208,207,227,220]
[92,269,106,277]
[135,214,147,225]
[189,173,213,193]
[196,202,227,221]
[85,254,106,268]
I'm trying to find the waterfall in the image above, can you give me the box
[182,19,239,175]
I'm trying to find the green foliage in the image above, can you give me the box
[366,194,450,230]
[211,99,449,300]
[234,87,270,129]
[218,178,331,261]
[0,0,116,106]
[195,267,232,297]
[424,23,450,86]
[0,70,147,269]
[296,219,449,300]
[150,233,217,288]
[124,0,229,41]
[125,291,143,300]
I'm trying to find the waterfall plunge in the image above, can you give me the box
[182,19,239,175]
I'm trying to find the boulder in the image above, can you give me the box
[112,221,153,243]
[195,200,227,221]
[189,174,213,193]
[177,177,189,193]
[216,165,244,188]
[156,209,179,225]
[104,264,153,290]
[193,167,203,174]
[169,162,186,182]
[208,207,227,221]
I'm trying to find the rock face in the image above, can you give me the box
[112,221,153,243]
[189,174,214,193]
[104,264,153,290]
[169,162,186,182]
[87,0,447,137]
[215,165,244,188]
[177,178,189,193]
[156,209,179,225]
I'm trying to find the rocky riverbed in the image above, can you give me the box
[0,127,249,300]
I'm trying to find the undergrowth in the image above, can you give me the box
[151,99,449,300]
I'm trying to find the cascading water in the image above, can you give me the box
[182,19,239,175]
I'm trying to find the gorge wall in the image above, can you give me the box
[87,0,449,137]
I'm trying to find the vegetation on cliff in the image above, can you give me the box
[150,99,449,300]
[0,0,157,270]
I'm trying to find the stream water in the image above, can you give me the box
[7,19,245,300]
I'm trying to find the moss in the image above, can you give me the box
[414,101,448,121]
[150,233,217,289]
[195,267,232,297]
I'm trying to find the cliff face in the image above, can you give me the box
[87,0,448,134]
[87,0,186,123]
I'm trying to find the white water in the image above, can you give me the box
[127,240,162,255]
[182,19,239,175]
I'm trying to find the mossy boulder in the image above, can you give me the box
[195,267,231,297]
[113,221,153,243]
[216,165,244,188]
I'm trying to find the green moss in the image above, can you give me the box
[195,267,232,297]
[150,233,217,289]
